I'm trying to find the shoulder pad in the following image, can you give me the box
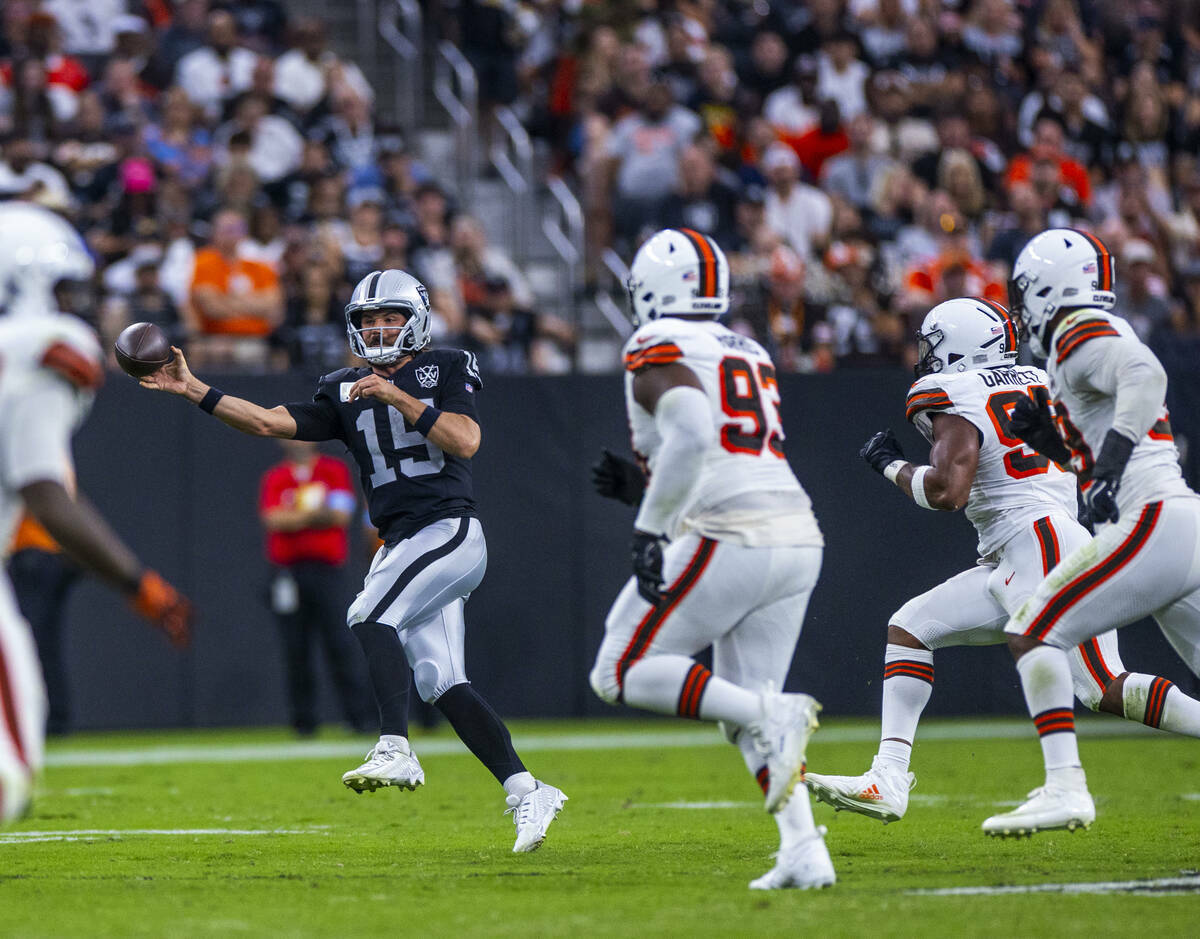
[318,366,364,386]
[905,379,954,423]
[42,340,104,390]
[1053,315,1121,365]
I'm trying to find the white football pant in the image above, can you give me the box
[0,576,45,823]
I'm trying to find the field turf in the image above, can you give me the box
[2,717,1197,937]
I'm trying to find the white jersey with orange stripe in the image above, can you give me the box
[1044,308,1193,520]
[622,317,822,548]
[0,313,103,554]
[907,365,1078,556]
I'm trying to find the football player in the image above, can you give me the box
[803,296,1200,826]
[590,229,832,890]
[139,269,566,852]
[982,229,1200,836]
[0,203,190,823]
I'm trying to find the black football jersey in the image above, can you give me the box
[285,349,483,543]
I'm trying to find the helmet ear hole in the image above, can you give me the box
[1036,286,1052,297]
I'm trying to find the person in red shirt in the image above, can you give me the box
[1005,115,1091,209]
[259,439,372,736]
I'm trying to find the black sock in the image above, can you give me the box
[352,622,410,738]
[434,683,526,783]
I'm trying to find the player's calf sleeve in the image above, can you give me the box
[878,643,934,771]
[620,655,760,726]
[1121,673,1200,737]
[1016,645,1081,774]
[433,683,527,784]
[352,622,411,738]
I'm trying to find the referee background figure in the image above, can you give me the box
[259,439,373,736]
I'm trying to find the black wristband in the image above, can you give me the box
[414,405,442,436]
[198,387,225,414]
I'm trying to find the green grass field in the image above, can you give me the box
[2,717,1197,937]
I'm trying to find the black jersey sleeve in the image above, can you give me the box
[285,373,349,441]
[438,351,483,419]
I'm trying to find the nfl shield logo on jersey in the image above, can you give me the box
[415,364,439,388]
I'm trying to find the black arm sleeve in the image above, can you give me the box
[285,393,342,442]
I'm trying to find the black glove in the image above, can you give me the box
[859,429,906,476]
[1085,430,1136,525]
[1010,395,1071,465]
[592,449,647,506]
[631,529,666,605]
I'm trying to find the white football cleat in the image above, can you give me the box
[805,755,916,823]
[749,826,836,890]
[982,784,1095,837]
[341,736,425,793]
[506,781,568,853]
[749,688,822,813]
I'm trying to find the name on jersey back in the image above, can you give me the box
[977,367,1042,389]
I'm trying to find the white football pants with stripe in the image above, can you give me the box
[347,516,486,703]
[893,511,1124,709]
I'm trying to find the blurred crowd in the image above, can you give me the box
[0,0,573,374]
[483,0,1200,371]
[5,0,1200,376]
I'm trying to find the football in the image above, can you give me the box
[114,322,174,378]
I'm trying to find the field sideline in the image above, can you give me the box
[2,717,1197,937]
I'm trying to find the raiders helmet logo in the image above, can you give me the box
[417,283,431,311]
[415,364,439,388]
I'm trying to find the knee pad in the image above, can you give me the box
[589,660,619,706]
[413,658,461,703]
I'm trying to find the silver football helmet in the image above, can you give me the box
[0,202,94,318]
[345,269,433,364]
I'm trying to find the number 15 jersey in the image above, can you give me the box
[623,317,822,548]
[286,349,482,544]
[907,365,1077,556]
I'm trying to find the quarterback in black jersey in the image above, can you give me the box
[139,268,566,853]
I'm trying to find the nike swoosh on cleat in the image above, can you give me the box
[1005,572,1015,585]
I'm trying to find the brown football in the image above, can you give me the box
[114,322,174,378]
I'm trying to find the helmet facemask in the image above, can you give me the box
[914,326,945,378]
[346,303,421,365]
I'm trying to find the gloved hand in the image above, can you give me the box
[131,570,192,648]
[1010,395,1071,464]
[592,449,646,506]
[859,429,905,476]
[631,529,666,605]
[1085,430,1136,525]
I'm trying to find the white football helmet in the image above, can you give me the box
[345,269,433,364]
[627,228,729,327]
[915,296,1018,378]
[0,202,94,318]
[1009,228,1115,359]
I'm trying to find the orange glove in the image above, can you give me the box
[131,570,192,649]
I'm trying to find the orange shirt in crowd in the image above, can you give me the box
[1005,152,1091,207]
[190,248,280,337]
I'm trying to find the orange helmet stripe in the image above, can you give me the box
[1073,229,1112,291]
[676,228,717,298]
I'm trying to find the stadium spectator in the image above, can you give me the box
[763,54,819,136]
[986,181,1048,270]
[820,112,893,211]
[785,98,850,181]
[142,86,213,188]
[660,144,739,246]
[258,439,372,737]
[604,81,701,246]
[188,207,284,364]
[1005,115,1092,209]
[154,0,211,77]
[0,136,71,207]
[762,141,833,259]
[1,11,90,125]
[815,31,869,120]
[273,17,372,118]
[1114,238,1173,342]
[337,188,386,289]
[213,92,302,187]
[738,30,789,109]
[867,70,938,164]
[175,9,256,119]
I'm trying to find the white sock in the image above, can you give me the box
[1122,673,1200,737]
[877,644,934,771]
[732,727,814,850]
[1016,645,1081,780]
[621,655,760,726]
[503,771,536,801]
